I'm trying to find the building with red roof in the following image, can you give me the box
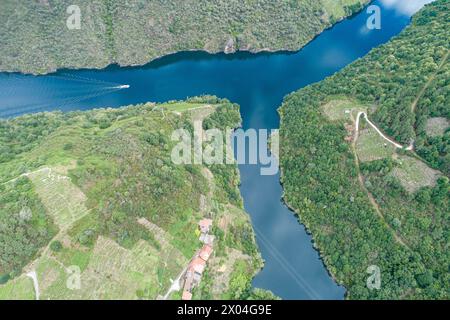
[198,218,213,234]
[199,245,213,262]
[182,291,192,300]
[190,257,207,274]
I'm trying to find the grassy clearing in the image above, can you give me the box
[159,102,217,124]
[206,248,252,299]
[322,98,367,121]
[137,217,188,270]
[168,209,203,259]
[34,256,67,298]
[321,0,367,20]
[425,117,449,137]
[28,167,90,229]
[0,276,35,300]
[55,246,92,272]
[66,237,159,299]
[159,102,208,112]
[33,235,186,300]
[391,156,442,193]
[356,125,396,162]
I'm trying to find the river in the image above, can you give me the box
[0,0,433,300]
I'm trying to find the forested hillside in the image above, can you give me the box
[0,0,368,74]
[279,0,449,299]
[0,97,267,300]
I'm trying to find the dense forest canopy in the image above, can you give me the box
[279,0,449,299]
[0,0,368,74]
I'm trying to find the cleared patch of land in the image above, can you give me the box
[356,126,396,162]
[28,167,89,229]
[391,156,442,193]
[159,102,208,112]
[208,248,251,298]
[24,235,187,300]
[321,0,366,20]
[322,99,367,121]
[0,276,35,300]
[426,117,449,137]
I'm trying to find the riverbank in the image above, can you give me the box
[278,0,448,299]
[0,0,424,299]
[0,97,269,300]
[0,0,369,75]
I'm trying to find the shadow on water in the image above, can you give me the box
[0,0,434,299]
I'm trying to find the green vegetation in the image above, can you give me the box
[0,96,264,299]
[356,125,396,162]
[224,260,254,299]
[321,0,367,23]
[0,177,56,278]
[0,275,35,300]
[49,241,63,252]
[0,0,368,74]
[322,98,366,121]
[34,236,183,300]
[279,0,449,299]
[28,168,90,229]
[425,117,449,137]
[390,156,441,193]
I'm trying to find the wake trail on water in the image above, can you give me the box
[0,86,123,118]
[0,73,130,118]
[57,72,124,87]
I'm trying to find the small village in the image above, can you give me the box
[181,218,215,300]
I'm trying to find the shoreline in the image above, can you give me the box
[0,1,371,76]
[278,165,349,299]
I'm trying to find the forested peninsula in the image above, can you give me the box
[279,0,449,299]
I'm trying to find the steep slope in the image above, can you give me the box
[0,0,368,74]
[279,0,449,299]
[0,97,266,299]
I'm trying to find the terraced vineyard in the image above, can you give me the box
[28,168,90,229]
[0,97,266,300]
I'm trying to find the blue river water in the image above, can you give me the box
[0,0,432,299]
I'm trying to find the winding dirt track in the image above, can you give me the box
[26,271,40,300]
[411,51,449,114]
[350,51,449,247]
[355,112,413,150]
[351,112,411,249]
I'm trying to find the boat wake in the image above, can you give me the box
[0,73,129,118]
